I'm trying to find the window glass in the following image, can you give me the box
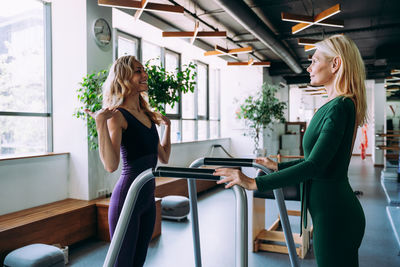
[165,51,180,114]
[210,120,219,139]
[0,0,45,113]
[117,35,138,58]
[170,119,180,143]
[197,63,208,117]
[142,41,161,66]
[209,69,220,120]
[0,0,50,156]
[198,120,208,140]
[182,120,195,142]
[182,91,195,119]
[0,116,48,155]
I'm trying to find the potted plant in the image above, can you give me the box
[74,61,197,150]
[236,82,286,155]
[144,59,196,114]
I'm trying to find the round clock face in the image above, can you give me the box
[93,18,111,47]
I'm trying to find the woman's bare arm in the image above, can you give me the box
[158,115,171,164]
[86,108,124,172]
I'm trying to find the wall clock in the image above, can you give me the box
[93,18,111,47]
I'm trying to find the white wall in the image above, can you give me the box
[220,66,264,157]
[86,0,115,200]
[52,0,89,199]
[0,154,69,215]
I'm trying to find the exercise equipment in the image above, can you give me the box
[103,166,248,267]
[187,157,300,267]
[104,157,300,267]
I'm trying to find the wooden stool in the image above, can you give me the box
[252,154,313,259]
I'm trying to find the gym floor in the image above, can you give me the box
[68,157,400,267]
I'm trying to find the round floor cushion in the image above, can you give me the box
[4,243,65,267]
[161,195,190,221]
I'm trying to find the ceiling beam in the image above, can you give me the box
[162,31,227,38]
[98,0,184,13]
[190,21,200,45]
[281,4,343,34]
[133,0,148,20]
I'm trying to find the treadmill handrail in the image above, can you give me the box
[203,157,253,167]
[153,166,220,180]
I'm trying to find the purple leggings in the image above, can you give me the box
[108,173,156,267]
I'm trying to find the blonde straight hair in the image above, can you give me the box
[315,35,367,126]
[102,56,161,125]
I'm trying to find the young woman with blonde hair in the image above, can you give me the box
[214,35,367,267]
[86,55,171,266]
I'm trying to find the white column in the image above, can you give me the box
[373,82,385,166]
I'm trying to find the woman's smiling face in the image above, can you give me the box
[131,60,148,93]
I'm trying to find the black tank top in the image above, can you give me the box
[117,108,159,173]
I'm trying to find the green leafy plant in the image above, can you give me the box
[74,60,197,150]
[74,70,107,150]
[236,82,287,152]
[145,59,197,114]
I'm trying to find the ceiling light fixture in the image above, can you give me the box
[98,0,184,16]
[281,4,343,34]
[391,69,400,75]
[298,38,320,45]
[304,45,316,51]
[204,45,252,58]
[227,59,270,67]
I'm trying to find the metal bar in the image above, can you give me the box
[0,112,51,117]
[232,185,248,267]
[190,157,248,267]
[204,157,253,167]
[198,157,299,267]
[103,168,155,267]
[253,162,300,267]
[44,1,53,153]
[189,158,206,267]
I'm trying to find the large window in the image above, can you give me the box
[0,0,52,156]
[164,49,181,142]
[142,40,161,66]
[115,34,220,143]
[209,68,221,139]
[116,30,139,59]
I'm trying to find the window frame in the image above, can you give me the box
[113,29,141,61]
[0,1,53,155]
[163,48,182,120]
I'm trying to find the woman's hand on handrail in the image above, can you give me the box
[255,157,278,171]
[214,168,257,190]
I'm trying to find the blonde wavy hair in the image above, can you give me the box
[102,56,161,125]
[315,34,367,126]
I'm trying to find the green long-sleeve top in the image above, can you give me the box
[255,96,356,191]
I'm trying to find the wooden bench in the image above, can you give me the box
[0,197,163,265]
[0,198,98,264]
[95,197,162,242]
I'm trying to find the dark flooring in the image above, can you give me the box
[68,157,400,267]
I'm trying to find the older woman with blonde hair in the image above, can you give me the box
[86,55,171,266]
[214,34,367,267]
